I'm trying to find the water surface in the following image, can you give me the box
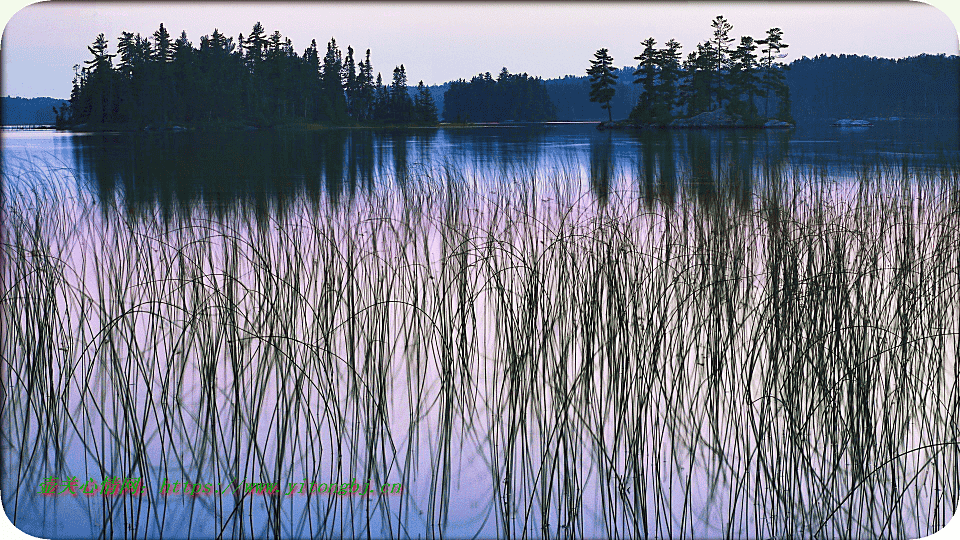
[2,122,959,539]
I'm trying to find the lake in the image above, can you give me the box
[2,121,958,539]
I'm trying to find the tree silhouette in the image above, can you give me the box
[390,64,412,122]
[587,48,617,122]
[729,35,760,120]
[709,15,734,110]
[632,38,658,123]
[414,80,438,123]
[757,28,790,120]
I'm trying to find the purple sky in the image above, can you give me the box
[1,1,959,99]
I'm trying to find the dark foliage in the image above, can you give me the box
[787,53,960,122]
[63,23,438,128]
[442,68,556,122]
[587,48,618,122]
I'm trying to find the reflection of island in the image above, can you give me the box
[73,127,795,218]
[611,128,791,211]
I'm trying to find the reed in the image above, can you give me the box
[2,153,958,539]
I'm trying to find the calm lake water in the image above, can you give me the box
[3,120,958,208]
[2,121,959,539]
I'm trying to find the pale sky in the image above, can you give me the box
[1,1,959,99]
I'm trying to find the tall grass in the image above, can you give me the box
[2,152,958,539]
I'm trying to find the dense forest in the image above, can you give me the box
[62,22,438,128]
[786,53,959,122]
[442,68,556,122]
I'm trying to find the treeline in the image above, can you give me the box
[543,73,640,121]
[1,97,68,125]
[786,53,959,122]
[586,16,793,126]
[63,22,438,128]
[441,68,556,122]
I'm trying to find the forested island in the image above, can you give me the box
[586,16,794,128]
[60,22,439,129]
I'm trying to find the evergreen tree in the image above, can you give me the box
[355,49,375,122]
[301,39,321,120]
[172,30,198,121]
[80,33,117,123]
[343,46,359,119]
[441,69,555,122]
[390,65,412,122]
[728,35,760,120]
[63,22,453,127]
[414,80,438,123]
[655,39,683,121]
[117,32,137,79]
[709,15,734,110]
[587,48,617,122]
[631,38,659,123]
[321,38,347,122]
[244,22,267,66]
[153,23,173,63]
[373,72,390,121]
[116,31,138,122]
[757,27,791,121]
[679,42,715,116]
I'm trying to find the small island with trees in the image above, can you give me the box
[588,16,795,129]
[59,22,440,130]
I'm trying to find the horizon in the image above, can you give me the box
[1,2,959,100]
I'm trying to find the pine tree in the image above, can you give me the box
[709,15,734,110]
[115,31,138,122]
[321,38,347,122]
[390,65,412,122]
[587,48,617,122]
[757,28,791,121]
[244,22,267,66]
[153,23,173,63]
[679,42,714,117]
[373,72,389,122]
[729,35,760,121]
[631,37,658,123]
[300,39,321,120]
[343,46,359,119]
[655,39,683,121]
[414,80,438,123]
[81,33,117,123]
[172,30,198,121]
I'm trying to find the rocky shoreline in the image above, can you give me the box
[597,110,794,130]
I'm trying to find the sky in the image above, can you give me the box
[1,1,959,99]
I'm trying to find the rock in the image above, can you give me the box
[596,120,630,130]
[669,110,744,128]
[831,119,873,127]
[764,119,793,129]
